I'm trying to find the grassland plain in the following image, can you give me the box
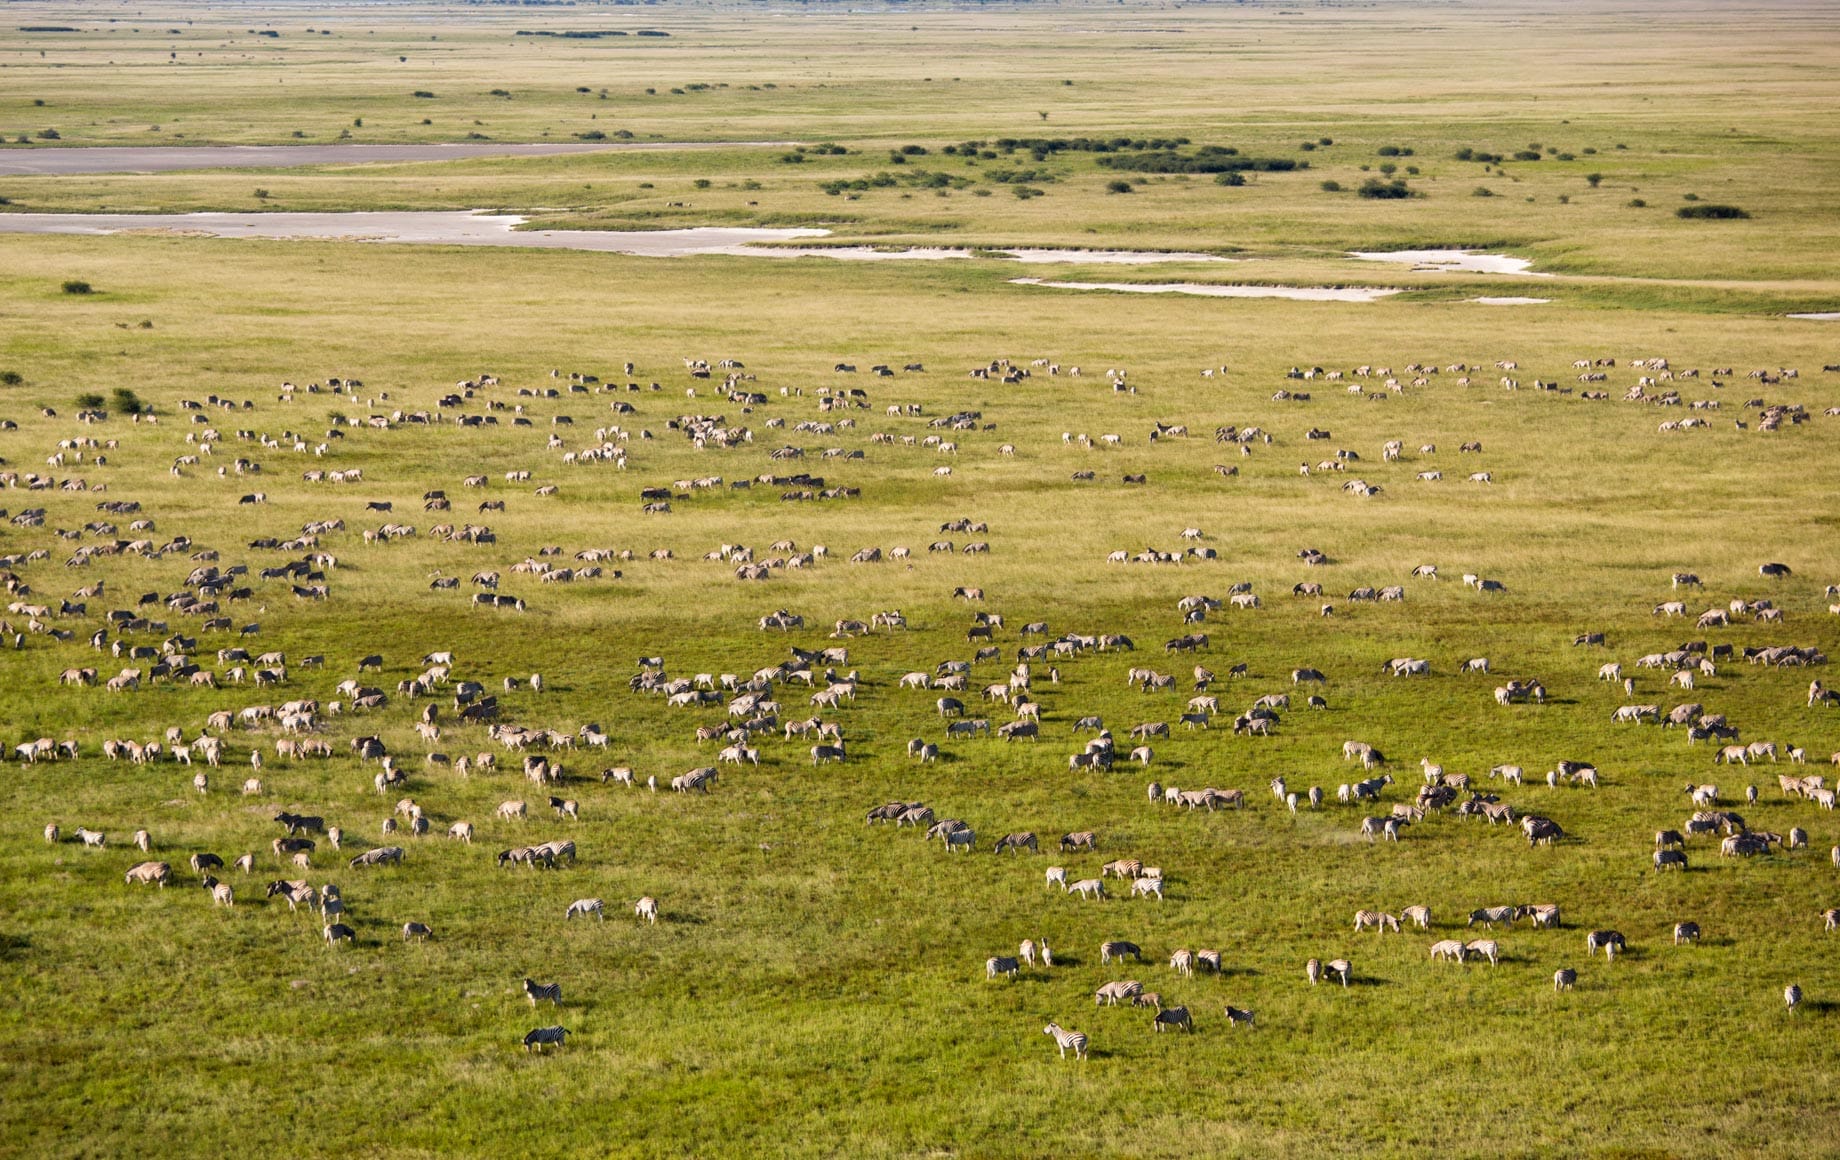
[2,1,1840,1157]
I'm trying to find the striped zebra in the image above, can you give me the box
[1018,939,1038,967]
[635,896,659,924]
[402,921,432,941]
[992,832,1038,855]
[1401,906,1432,929]
[1822,908,1839,932]
[1067,878,1105,900]
[1170,949,1195,976]
[1325,959,1352,987]
[1044,1023,1088,1059]
[323,923,356,947]
[1673,922,1701,945]
[1152,1006,1193,1033]
[1305,958,1323,985]
[1554,967,1577,991]
[1585,930,1625,957]
[1222,1005,1255,1028]
[523,1026,568,1053]
[1785,984,1803,1012]
[1464,939,1499,966]
[1131,877,1164,901]
[1354,910,1400,933]
[1430,939,1467,963]
[565,898,604,921]
[1195,950,1221,974]
[523,978,562,1006]
[1101,940,1143,964]
[1654,849,1687,871]
[1094,980,1143,1006]
[986,956,1020,980]
[1467,906,1516,930]
[1519,903,1561,929]
[1045,866,1067,890]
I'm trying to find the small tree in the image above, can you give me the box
[75,392,106,411]
[110,387,146,415]
[62,280,93,295]
[1586,173,1602,188]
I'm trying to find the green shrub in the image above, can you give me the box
[111,388,146,414]
[1105,180,1133,194]
[1676,203,1749,219]
[1216,172,1245,187]
[0,370,22,387]
[1473,186,1496,197]
[1376,145,1399,156]
[1356,178,1411,199]
[1319,180,1342,192]
[62,280,93,295]
[75,392,105,411]
[1627,198,1647,207]
[1586,173,1602,187]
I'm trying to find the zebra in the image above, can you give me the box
[1468,906,1516,930]
[1430,939,1467,963]
[1152,1006,1193,1033]
[1018,939,1038,968]
[1101,940,1144,964]
[523,978,562,1006]
[991,832,1039,855]
[565,898,604,921]
[1305,958,1323,985]
[323,922,356,947]
[1132,877,1165,901]
[1094,980,1143,1005]
[1673,922,1701,945]
[523,1026,569,1053]
[1402,906,1432,929]
[1354,910,1400,933]
[1045,866,1067,890]
[1785,984,1802,1012]
[986,956,1020,980]
[1554,967,1577,991]
[1044,1023,1088,1059]
[1654,849,1687,871]
[635,896,659,924]
[1586,930,1625,957]
[1222,1005,1255,1028]
[1067,878,1105,900]
[1325,959,1352,987]
[1196,949,1221,974]
[402,922,433,942]
[1170,949,1195,976]
[1059,831,1098,852]
[1464,939,1500,966]
[1823,908,1839,932]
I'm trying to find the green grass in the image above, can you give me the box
[1,1,1839,1155]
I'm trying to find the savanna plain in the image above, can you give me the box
[1,1,1839,1156]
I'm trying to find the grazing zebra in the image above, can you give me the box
[1655,829,1684,850]
[1674,922,1701,945]
[565,898,605,921]
[1222,1005,1255,1028]
[44,823,59,844]
[1402,906,1432,929]
[402,921,432,941]
[992,832,1039,855]
[1586,930,1625,957]
[1045,866,1067,890]
[1305,958,1323,985]
[323,922,356,947]
[1822,908,1839,932]
[211,882,235,907]
[1170,949,1195,976]
[523,1026,569,1053]
[1468,906,1516,930]
[1196,949,1221,974]
[1132,877,1165,901]
[1101,940,1143,964]
[1094,980,1144,1006]
[1153,1006,1193,1033]
[1067,878,1105,900]
[1044,1023,1088,1059]
[523,978,563,1006]
[1325,959,1352,987]
[1784,984,1802,1012]
[1654,849,1688,871]
[1554,967,1577,991]
[1430,939,1467,963]
[1354,910,1400,934]
[635,896,659,924]
[986,956,1020,980]
[1059,831,1098,852]
[1465,939,1499,966]
[1019,939,1038,968]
